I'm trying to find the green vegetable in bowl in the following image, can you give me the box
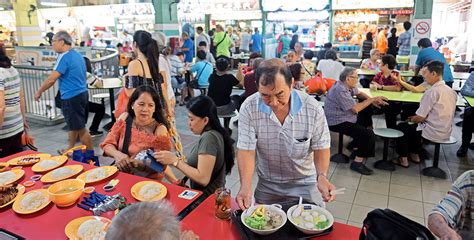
[245,215,266,229]
[315,220,330,229]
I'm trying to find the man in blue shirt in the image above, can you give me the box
[181,32,194,63]
[190,50,213,87]
[35,31,92,152]
[414,38,453,86]
[251,28,262,54]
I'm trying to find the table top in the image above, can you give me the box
[339,58,362,64]
[0,151,201,239]
[88,78,122,89]
[181,195,361,240]
[464,95,474,107]
[359,88,466,106]
[357,69,416,77]
[452,72,471,80]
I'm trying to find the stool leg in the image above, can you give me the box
[330,133,350,163]
[422,143,447,179]
[374,137,395,171]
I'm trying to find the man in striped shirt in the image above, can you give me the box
[428,170,473,240]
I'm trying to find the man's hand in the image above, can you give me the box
[439,228,462,240]
[34,91,42,102]
[408,115,425,124]
[317,176,336,202]
[372,96,389,108]
[236,186,252,210]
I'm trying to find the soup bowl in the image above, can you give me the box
[287,204,334,234]
[47,179,85,207]
[241,204,287,235]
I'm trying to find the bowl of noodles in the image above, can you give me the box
[241,204,287,235]
[47,179,85,207]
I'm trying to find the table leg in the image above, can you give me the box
[103,88,116,131]
[374,138,395,171]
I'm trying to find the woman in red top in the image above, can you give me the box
[370,54,402,91]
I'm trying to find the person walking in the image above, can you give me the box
[251,28,262,54]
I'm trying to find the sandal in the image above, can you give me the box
[392,158,409,168]
[408,154,421,164]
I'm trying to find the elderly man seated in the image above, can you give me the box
[393,61,457,167]
[428,170,473,240]
[324,67,388,175]
[105,201,198,240]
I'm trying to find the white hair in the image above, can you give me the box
[152,31,167,47]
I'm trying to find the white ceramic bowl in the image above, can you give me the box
[241,204,287,235]
[287,204,334,234]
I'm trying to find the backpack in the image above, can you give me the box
[359,209,435,240]
[460,72,474,97]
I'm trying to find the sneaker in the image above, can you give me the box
[456,146,468,157]
[90,130,104,137]
[350,162,374,175]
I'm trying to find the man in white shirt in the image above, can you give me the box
[195,26,210,48]
[239,28,252,53]
[317,49,344,80]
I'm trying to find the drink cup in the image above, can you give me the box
[215,187,231,220]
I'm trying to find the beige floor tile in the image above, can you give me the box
[349,204,375,223]
[390,174,421,188]
[358,179,389,195]
[421,177,452,192]
[347,221,363,228]
[334,218,347,224]
[333,164,363,179]
[388,197,424,218]
[360,168,391,183]
[354,191,388,209]
[391,165,422,177]
[333,188,357,204]
[389,184,423,201]
[330,174,360,190]
[423,203,436,220]
[422,190,446,204]
[326,200,352,220]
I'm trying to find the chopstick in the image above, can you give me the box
[330,188,346,195]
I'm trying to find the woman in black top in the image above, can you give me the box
[207,57,239,132]
[361,32,374,60]
[387,28,399,57]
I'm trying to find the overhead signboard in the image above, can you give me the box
[332,0,414,10]
[262,0,328,12]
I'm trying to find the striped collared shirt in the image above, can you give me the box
[0,67,23,139]
[324,81,359,126]
[430,170,473,239]
[237,90,330,184]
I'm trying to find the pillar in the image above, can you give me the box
[409,0,434,66]
[11,0,43,46]
[152,0,180,37]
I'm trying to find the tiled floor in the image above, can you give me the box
[26,91,474,229]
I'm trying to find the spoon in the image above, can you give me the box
[292,196,303,218]
[330,188,346,195]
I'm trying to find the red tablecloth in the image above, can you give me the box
[0,151,202,239]
[181,195,361,240]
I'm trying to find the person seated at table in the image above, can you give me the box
[83,57,105,137]
[317,49,344,81]
[359,49,381,88]
[155,96,235,200]
[301,50,316,82]
[196,41,215,66]
[236,52,263,87]
[100,85,177,182]
[393,61,457,167]
[316,42,332,64]
[285,50,299,64]
[187,50,213,97]
[427,170,473,240]
[325,67,388,175]
[412,38,453,87]
[105,201,199,240]
[370,55,402,92]
[392,68,429,93]
[289,63,305,90]
[207,57,239,132]
[457,72,474,157]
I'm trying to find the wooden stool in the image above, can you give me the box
[330,132,349,163]
[422,136,456,179]
[373,128,404,171]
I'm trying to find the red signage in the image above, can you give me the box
[378,9,414,15]
[415,21,430,35]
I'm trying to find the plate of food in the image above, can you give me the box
[32,156,68,173]
[7,154,51,166]
[241,204,287,235]
[76,166,118,184]
[287,204,334,234]
[130,181,167,202]
[0,184,25,208]
[0,169,25,186]
[41,165,84,183]
[0,162,9,172]
[12,189,51,214]
[65,216,111,240]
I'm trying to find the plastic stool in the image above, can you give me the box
[373,128,404,171]
[422,136,456,179]
[330,132,349,163]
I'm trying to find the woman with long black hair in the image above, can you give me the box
[115,30,170,119]
[155,96,235,199]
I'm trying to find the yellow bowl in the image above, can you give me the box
[47,179,85,207]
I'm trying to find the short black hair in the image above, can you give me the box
[196,26,203,32]
[215,57,229,72]
[403,21,412,31]
[196,50,207,60]
[105,40,111,45]
[198,41,207,47]
[381,54,397,70]
[366,32,373,41]
[249,52,262,59]
[255,59,293,87]
[323,42,332,49]
[424,60,444,76]
[176,52,184,57]
[289,63,303,81]
[418,38,432,48]
[390,28,397,35]
[303,50,314,60]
